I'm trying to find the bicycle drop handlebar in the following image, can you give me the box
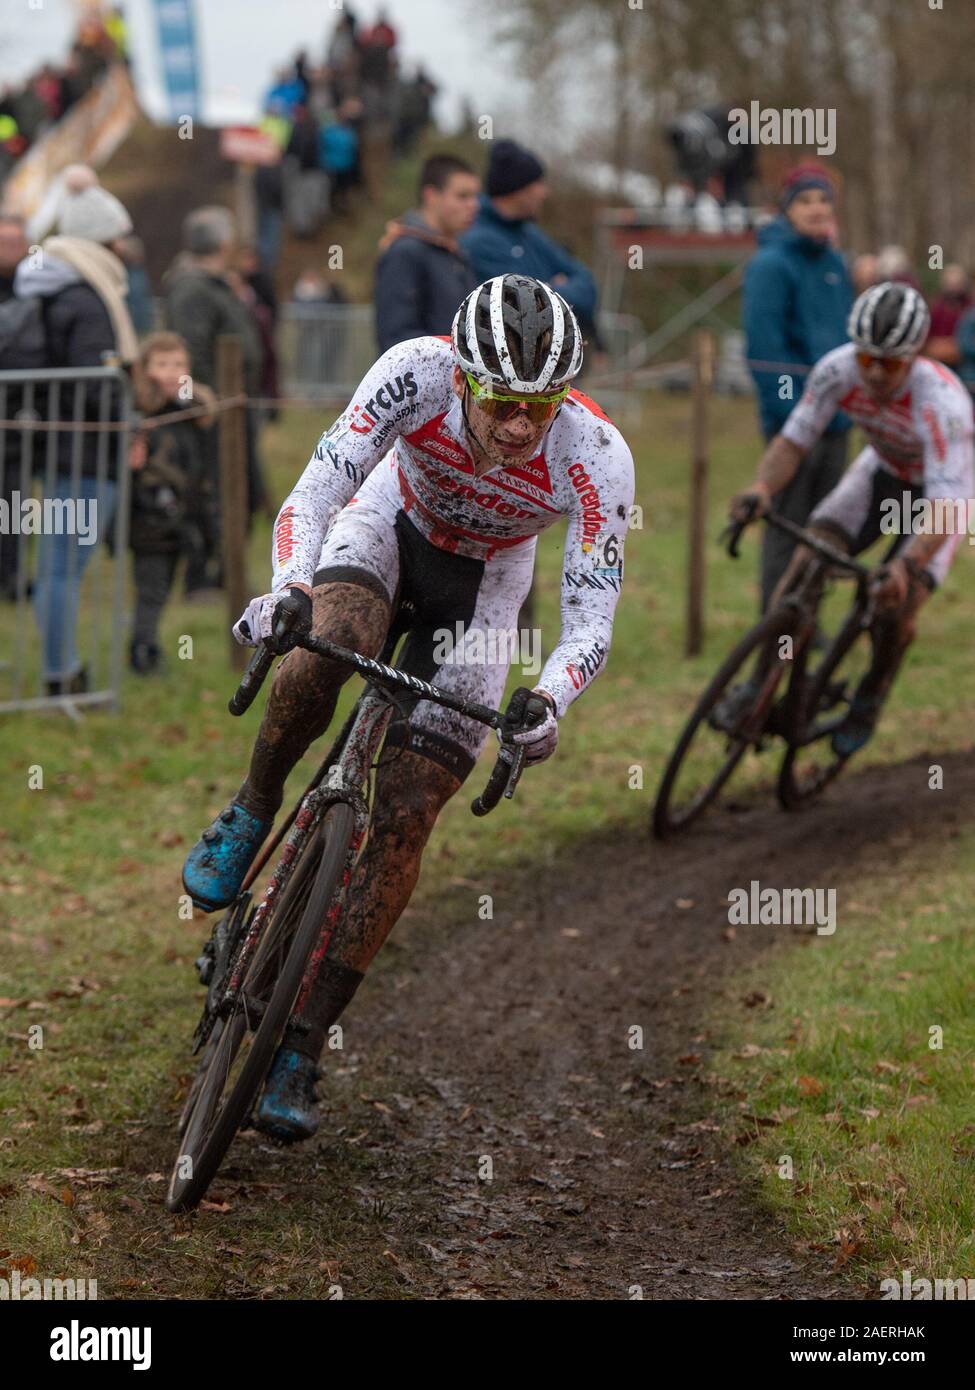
[228,626,533,815]
[722,508,870,579]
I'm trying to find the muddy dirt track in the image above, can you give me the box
[144,749,975,1300]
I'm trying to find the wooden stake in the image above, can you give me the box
[686,329,713,657]
[216,335,249,671]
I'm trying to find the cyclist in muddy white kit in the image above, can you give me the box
[729,281,974,753]
[182,274,635,1141]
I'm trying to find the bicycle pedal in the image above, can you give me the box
[195,940,216,986]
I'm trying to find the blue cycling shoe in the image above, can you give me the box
[254,1047,320,1143]
[831,691,883,759]
[182,801,271,912]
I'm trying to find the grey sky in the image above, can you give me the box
[0,0,525,132]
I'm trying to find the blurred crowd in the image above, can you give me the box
[0,3,721,702]
[0,169,279,687]
[0,6,128,184]
[254,7,438,268]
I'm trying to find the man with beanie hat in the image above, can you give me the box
[743,162,853,609]
[461,138,597,327]
[11,168,138,693]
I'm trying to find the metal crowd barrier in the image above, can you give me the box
[0,366,133,716]
[277,302,376,403]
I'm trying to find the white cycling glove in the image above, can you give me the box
[233,586,312,650]
[500,690,559,765]
[233,592,284,646]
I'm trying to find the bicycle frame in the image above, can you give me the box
[195,616,534,1050]
[217,687,387,1038]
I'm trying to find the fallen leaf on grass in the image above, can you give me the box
[54,1167,121,1186]
[741,990,772,1009]
[833,1229,861,1270]
[797,1075,824,1098]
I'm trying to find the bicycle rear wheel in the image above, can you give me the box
[652,605,796,838]
[778,603,875,809]
[166,800,357,1213]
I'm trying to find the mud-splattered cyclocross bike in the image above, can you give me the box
[652,511,906,838]
[166,601,542,1213]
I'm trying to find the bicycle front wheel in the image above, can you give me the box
[166,800,357,1213]
[652,605,796,839]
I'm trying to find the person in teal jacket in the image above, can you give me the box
[955,304,975,397]
[461,140,597,328]
[743,165,854,608]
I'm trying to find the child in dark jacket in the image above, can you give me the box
[129,332,218,673]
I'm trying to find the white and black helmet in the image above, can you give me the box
[848,281,930,358]
[452,274,584,393]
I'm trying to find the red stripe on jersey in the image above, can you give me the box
[569,388,613,423]
[488,469,561,514]
[274,504,296,563]
[923,403,947,461]
[404,412,474,472]
[396,466,532,555]
[925,357,967,392]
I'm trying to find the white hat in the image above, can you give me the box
[58,183,133,244]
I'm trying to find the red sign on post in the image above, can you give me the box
[219,126,281,166]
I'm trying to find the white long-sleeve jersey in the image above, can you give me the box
[782,344,974,498]
[270,336,635,717]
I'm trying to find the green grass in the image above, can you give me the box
[1,394,974,1294]
[712,836,975,1284]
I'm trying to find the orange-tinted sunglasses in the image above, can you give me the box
[465,373,568,424]
[856,351,908,374]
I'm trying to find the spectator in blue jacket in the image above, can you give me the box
[955,304,975,399]
[743,164,853,609]
[374,154,480,352]
[461,139,597,329]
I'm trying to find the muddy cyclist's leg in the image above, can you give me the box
[858,578,930,706]
[236,581,390,822]
[286,750,460,1058]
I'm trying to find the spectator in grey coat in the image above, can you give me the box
[374,154,480,352]
[165,206,267,580]
[164,207,262,395]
